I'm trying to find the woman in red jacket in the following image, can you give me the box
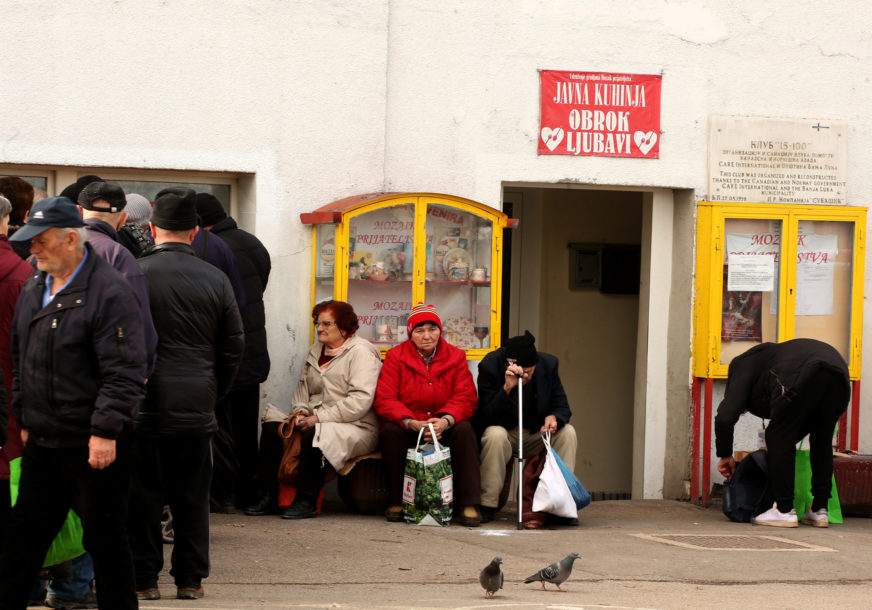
[374,303,481,526]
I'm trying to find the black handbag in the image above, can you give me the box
[722,449,774,522]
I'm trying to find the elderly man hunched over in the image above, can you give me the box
[473,331,578,525]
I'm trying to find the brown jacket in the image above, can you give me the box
[292,334,381,471]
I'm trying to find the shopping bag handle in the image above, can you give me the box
[414,422,443,453]
[541,429,552,449]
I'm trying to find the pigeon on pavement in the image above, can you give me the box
[479,556,503,599]
[523,552,580,591]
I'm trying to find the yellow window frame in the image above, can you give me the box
[693,201,866,379]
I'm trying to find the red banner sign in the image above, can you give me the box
[539,70,662,158]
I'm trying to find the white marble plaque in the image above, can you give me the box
[708,116,846,205]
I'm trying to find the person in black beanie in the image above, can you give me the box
[473,331,577,525]
[128,187,244,601]
[194,193,272,514]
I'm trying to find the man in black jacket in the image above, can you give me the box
[473,331,577,524]
[715,338,850,528]
[128,189,244,601]
[196,193,271,511]
[0,196,147,609]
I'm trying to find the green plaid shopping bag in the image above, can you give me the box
[403,423,453,526]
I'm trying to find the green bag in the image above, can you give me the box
[794,449,842,524]
[9,457,86,566]
[402,423,453,527]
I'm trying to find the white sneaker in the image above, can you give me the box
[801,507,829,528]
[752,503,798,527]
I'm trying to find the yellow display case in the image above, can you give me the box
[301,193,516,358]
[693,201,866,379]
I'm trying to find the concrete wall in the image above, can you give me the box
[3,1,872,495]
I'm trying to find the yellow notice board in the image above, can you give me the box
[693,202,865,379]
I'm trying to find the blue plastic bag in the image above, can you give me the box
[551,442,591,510]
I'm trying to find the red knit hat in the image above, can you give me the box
[406,303,442,334]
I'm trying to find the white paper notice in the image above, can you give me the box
[728,254,775,292]
[795,234,838,315]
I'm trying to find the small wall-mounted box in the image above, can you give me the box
[568,244,602,290]
[568,243,640,294]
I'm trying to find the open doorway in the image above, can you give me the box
[502,186,643,498]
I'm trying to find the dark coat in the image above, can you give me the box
[116,222,154,258]
[84,218,158,376]
[11,243,148,448]
[714,338,851,457]
[0,236,32,470]
[473,348,572,435]
[208,216,271,386]
[137,242,245,436]
[191,228,246,310]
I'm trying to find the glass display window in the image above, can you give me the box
[720,217,782,365]
[792,219,854,356]
[694,202,866,378]
[301,193,515,358]
[424,201,494,349]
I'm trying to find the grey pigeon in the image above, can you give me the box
[479,556,503,599]
[523,552,580,591]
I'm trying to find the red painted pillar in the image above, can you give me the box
[691,378,702,501]
[851,379,861,452]
[702,378,714,505]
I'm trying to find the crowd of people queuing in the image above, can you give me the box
[0,175,578,609]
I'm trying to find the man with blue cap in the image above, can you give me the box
[0,196,147,609]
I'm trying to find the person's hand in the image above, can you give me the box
[88,436,116,470]
[296,413,319,431]
[540,415,558,434]
[20,429,28,445]
[422,417,448,442]
[717,456,737,478]
[406,420,426,434]
[503,363,524,393]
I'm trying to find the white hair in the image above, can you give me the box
[58,226,89,251]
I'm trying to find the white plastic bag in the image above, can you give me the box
[532,431,578,519]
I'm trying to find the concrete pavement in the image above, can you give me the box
[123,498,872,609]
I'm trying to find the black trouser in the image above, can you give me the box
[210,385,261,508]
[379,420,481,507]
[0,441,137,610]
[295,427,335,498]
[254,421,284,498]
[128,434,212,590]
[229,384,261,507]
[766,370,849,512]
[0,480,9,543]
[210,396,238,507]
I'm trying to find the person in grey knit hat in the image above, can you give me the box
[117,194,154,258]
[124,194,153,228]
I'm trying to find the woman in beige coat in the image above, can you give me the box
[281,300,382,519]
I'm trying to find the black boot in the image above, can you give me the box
[244,492,278,516]
[281,493,317,519]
